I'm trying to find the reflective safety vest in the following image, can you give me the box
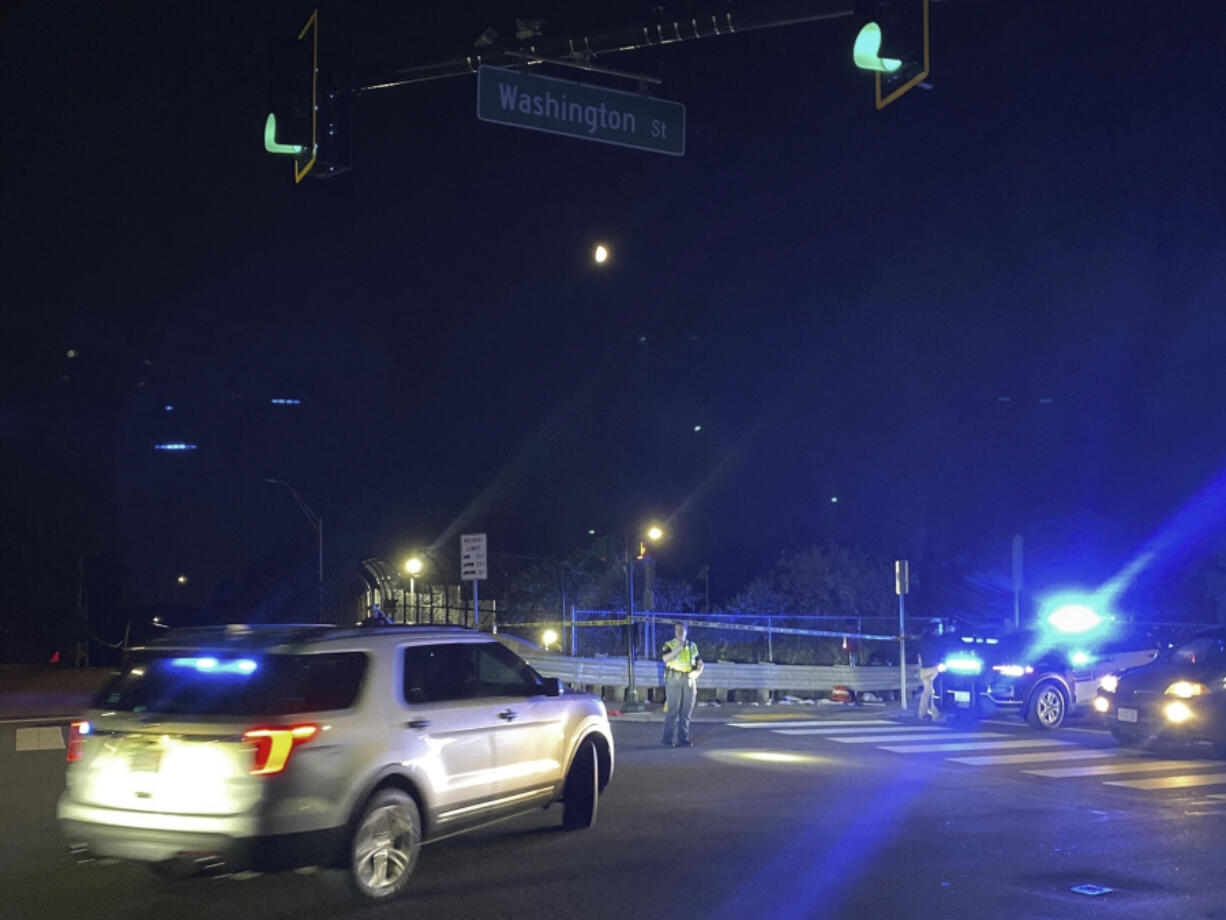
[663,639,699,673]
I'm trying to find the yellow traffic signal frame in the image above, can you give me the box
[874,0,929,110]
[293,9,319,183]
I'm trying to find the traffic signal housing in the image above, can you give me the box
[264,10,351,181]
[853,0,930,110]
[265,10,318,181]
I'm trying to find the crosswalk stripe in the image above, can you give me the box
[15,726,65,751]
[774,725,946,736]
[949,749,1121,766]
[1104,773,1226,791]
[728,720,892,729]
[880,739,1072,753]
[830,732,1006,744]
[1027,760,1220,779]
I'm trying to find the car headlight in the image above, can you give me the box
[1098,674,1119,694]
[1165,681,1208,698]
[992,664,1033,678]
[1163,701,1193,723]
[944,656,983,675]
[1092,696,1110,713]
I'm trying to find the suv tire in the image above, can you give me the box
[1026,680,1068,730]
[561,738,599,831]
[348,788,420,901]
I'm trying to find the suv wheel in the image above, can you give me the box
[348,789,420,901]
[1026,680,1068,730]
[561,738,599,831]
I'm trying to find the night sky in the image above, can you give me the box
[4,1,1226,633]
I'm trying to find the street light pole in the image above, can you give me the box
[264,478,324,618]
[624,549,643,711]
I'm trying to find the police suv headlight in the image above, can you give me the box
[1165,681,1208,699]
[1098,674,1119,694]
[992,664,1032,678]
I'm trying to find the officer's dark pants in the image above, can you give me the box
[661,671,697,744]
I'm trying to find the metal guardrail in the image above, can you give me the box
[518,650,918,693]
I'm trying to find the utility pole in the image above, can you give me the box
[896,560,910,711]
[264,479,324,620]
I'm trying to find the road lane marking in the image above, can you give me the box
[774,725,946,736]
[1105,773,1226,790]
[1023,759,1214,778]
[830,732,1007,744]
[980,719,1106,736]
[15,726,65,751]
[879,739,1072,753]
[728,720,894,729]
[731,713,823,722]
[949,749,1121,766]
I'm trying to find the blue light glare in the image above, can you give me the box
[270,398,302,405]
[154,443,197,451]
[169,657,258,674]
[164,405,174,412]
[1046,604,1102,634]
[1071,650,1092,667]
[944,656,983,675]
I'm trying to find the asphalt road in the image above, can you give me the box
[3,709,1225,920]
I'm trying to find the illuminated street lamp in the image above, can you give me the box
[542,628,559,650]
[404,556,424,620]
[625,523,667,711]
[593,243,610,264]
[176,575,188,585]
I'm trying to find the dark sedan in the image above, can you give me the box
[1095,628,1226,756]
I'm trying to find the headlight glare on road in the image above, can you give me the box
[1165,681,1207,699]
[1163,701,1193,723]
[1098,674,1119,694]
[1093,696,1110,713]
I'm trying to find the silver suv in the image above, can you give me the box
[57,624,613,901]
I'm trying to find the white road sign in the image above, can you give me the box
[460,533,488,581]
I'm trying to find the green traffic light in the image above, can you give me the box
[264,113,305,156]
[853,22,902,73]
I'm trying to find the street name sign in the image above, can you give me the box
[477,66,685,156]
[460,533,488,581]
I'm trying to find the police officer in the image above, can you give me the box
[661,621,703,747]
[916,620,945,722]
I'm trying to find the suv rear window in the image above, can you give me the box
[98,652,368,716]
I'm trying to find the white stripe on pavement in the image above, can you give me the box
[15,726,65,751]
[949,749,1121,766]
[830,732,1007,744]
[1105,773,1226,791]
[1026,760,1219,779]
[880,739,1072,753]
[728,720,894,729]
[774,725,947,736]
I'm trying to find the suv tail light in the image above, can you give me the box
[242,724,318,775]
[66,720,91,762]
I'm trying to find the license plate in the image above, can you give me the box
[130,748,162,773]
[953,691,971,704]
[1117,708,1138,724]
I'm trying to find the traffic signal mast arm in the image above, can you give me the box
[353,1,854,94]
